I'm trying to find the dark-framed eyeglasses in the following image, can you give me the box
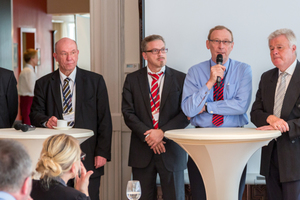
[80,152,86,161]
[209,39,233,46]
[144,48,168,54]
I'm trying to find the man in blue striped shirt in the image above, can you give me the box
[181,25,252,200]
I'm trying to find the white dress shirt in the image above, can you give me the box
[18,64,36,96]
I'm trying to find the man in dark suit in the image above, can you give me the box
[0,67,18,128]
[122,34,189,200]
[251,28,300,200]
[30,37,112,200]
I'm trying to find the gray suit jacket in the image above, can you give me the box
[251,61,300,182]
[30,67,112,178]
[122,66,189,172]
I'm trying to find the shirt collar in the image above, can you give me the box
[210,58,230,70]
[59,67,77,83]
[0,191,16,200]
[279,59,297,76]
[24,63,35,71]
[147,66,166,74]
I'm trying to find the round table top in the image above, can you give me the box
[0,128,93,139]
[165,128,281,144]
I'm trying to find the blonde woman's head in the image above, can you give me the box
[36,134,81,181]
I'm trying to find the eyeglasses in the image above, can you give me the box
[80,152,86,161]
[144,48,168,54]
[209,39,233,46]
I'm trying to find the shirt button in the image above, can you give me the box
[210,111,213,114]
[292,140,295,143]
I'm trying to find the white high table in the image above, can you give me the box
[0,128,93,171]
[165,128,281,200]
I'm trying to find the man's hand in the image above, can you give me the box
[152,141,166,154]
[266,115,289,133]
[144,129,164,149]
[46,116,58,129]
[206,64,226,90]
[94,156,107,169]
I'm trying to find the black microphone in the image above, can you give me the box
[21,124,36,132]
[14,123,36,132]
[14,123,23,130]
[216,54,223,87]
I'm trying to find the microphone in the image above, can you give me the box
[216,54,223,87]
[14,123,36,132]
[14,123,23,130]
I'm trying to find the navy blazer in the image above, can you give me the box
[30,67,112,177]
[31,179,90,200]
[251,61,300,182]
[122,66,189,171]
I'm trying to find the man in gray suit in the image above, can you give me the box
[122,34,189,200]
[251,28,300,200]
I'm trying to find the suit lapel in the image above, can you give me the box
[50,70,63,118]
[138,68,152,119]
[75,67,84,125]
[266,69,278,113]
[160,66,173,111]
[281,61,300,119]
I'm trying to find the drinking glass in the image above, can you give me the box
[126,180,141,200]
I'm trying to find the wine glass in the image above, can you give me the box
[126,180,141,200]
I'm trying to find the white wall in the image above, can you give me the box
[145,0,300,176]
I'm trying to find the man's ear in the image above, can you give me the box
[20,176,32,196]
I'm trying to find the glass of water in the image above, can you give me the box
[126,180,141,200]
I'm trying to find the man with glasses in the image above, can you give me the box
[0,139,32,200]
[181,25,252,200]
[122,34,189,200]
[30,37,112,200]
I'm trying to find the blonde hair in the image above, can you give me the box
[24,49,38,63]
[36,134,80,185]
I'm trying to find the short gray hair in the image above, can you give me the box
[268,28,297,49]
[0,139,32,192]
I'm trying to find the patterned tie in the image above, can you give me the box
[273,72,288,118]
[63,78,74,126]
[149,72,163,129]
[212,79,224,126]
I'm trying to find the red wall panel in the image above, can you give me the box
[13,0,53,120]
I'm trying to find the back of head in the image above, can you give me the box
[0,139,32,193]
[23,49,38,63]
[36,134,80,184]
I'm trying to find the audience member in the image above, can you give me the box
[0,139,32,200]
[31,134,93,200]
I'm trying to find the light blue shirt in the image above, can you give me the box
[181,58,252,127]
[0,191,16,200]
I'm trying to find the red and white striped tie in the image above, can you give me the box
[149,72,163,129]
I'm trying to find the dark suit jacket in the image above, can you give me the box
[122,66,189,171]
[251,61,300,182]
[31,179,90,200]
[30,67,112,177]
[0,67,18,128]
